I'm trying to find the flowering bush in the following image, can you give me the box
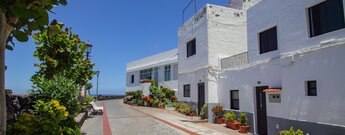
[7,100,74,134]
[29,75,80,116]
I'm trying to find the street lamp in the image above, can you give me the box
[85,43,93,59]
[96,71,100,100]
[84,42,92,97]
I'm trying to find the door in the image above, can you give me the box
[198,83,205,116]
[256,86,268,135]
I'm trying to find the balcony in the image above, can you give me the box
[221,52,248,70]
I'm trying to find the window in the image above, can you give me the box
[164,65,171,81]
[184,84,191,97]
[230,90,239,110]
[307,80,317,96]
[131,75,134,83]
[308,0,345,37]
[259,27,278,54]
[187,39,196,57]
[140,69,152,80]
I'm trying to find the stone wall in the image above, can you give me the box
[5,94,34,122]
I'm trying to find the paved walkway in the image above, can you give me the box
[81,100,248,135]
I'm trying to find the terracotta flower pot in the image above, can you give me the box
[225,121,232,128]
[230,122,241,130]
[189,112,195,117]
[158,105,165,109]
[216,117,224,124]
[239,125,249,133]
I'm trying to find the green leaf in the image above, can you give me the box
[59,0,68,6]
[8,2,32,18]
[6,45,13,51]
[12,30,29,42]
[48,25,59,37]
[28,22,40,30]
[35,13,49,26]
[40,0,52,6]
[32,6,48,17]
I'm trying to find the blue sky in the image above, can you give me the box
[6,0,229,95]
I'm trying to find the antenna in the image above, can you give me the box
[182,0,197,24]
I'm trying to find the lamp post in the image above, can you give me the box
[96,71,100,100]
[86,43,92,59]
[84,43,92,97]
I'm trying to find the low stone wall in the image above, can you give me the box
[5,94,34,122]
[97,95,125,100]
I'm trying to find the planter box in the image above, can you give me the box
[74,112,88,127]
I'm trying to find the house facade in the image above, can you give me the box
[125,0,345,134]
[177,0,259,119]
[218,0,345,134]
[126,49,178,95]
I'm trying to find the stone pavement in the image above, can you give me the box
[82,99,250,135]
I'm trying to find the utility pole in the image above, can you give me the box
[96,71,100,100]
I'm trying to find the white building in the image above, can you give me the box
[218,0,345,134]
[177,0,259,119]
[126,49,178,95]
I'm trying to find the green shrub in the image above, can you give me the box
[281,127,304,135]
[149,85,165,99]
[86,95,95,104]
[125,91,135,96]
[161,87,175,99]
[151,80,158,87]
[7,100,70,135]
[199,104,208,119]
[29,74,80,116]
[183,107,191,115]
[224,111,236,122]
[173,102,178,108]
[175,103,194,116]
[238,112,249,126]
[176,103,188,113]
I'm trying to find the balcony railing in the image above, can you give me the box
[221,52,248,70]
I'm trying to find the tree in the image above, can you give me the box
[32,23,95,91]
[0,0,67,134]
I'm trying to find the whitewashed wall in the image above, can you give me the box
[218,60,282,113]
[217,0,345,133]
[177,4,251,104]
[247,0,345,63]
[126,49,179,93]
[279,44,345,126]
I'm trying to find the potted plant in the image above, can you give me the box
[158,102,165,109]
[239,112,250,133]
[183,107,191,116]
[189,109,195,117]
[224,111,240,129]
[212,105,224,124]
[280,127,304,135]
[199,104,208,120]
